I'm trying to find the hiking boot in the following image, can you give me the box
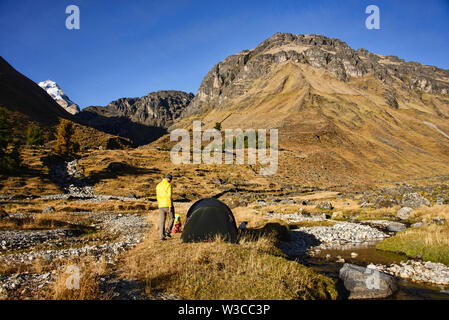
[160,237,166,241]
[165,233,172,238]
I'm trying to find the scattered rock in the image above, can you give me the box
[331,211,342,219]
[228,198,248,209]
[339,263,398,299]
[280,198,295,205]
[401,193,430,209]
[360,201,371,208]
[370,260,449,285]
[281,222,388,256]
[361,220,407,233]
[126,193,137,199]
[317,201,333,210]
[373,196,397,209]
[0,229,80,251]
[351,252,358,258]
[42,206,55,214]
[99,276,151,300]
[397,207,414,220]
[429,216,446,226]
[212,178,224,185]
[411,221,424,228]
[268,211,326,224]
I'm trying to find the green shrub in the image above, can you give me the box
[0,106,21,172]
[25,125,44,146]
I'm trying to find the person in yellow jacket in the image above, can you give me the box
[156,174,174,241]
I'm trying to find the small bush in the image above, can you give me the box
[0,106,21,172]
[25,125,44,146]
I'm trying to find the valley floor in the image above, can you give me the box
[1,147,449,300]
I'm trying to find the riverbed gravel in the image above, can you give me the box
[368,260,449,285]
[281,222,389,256]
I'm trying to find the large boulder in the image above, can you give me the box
[397,207,414,220]
[401,192,430,209]
[373,196,398,208]
[317,201,333,210]
[361,220,406,232]
[339,263,398,299]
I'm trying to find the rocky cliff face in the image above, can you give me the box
[184,32,449,116]
[77,90,194,145]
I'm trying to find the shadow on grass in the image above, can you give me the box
[0,216,96,234]
[87,162,161,182]
[75,112,168,146]
[238,222,291,243]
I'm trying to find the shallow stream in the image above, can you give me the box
[299,242,449,300]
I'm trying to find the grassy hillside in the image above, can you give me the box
[171,62,449,189]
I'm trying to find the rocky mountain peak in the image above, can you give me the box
[38,80,80,115]
[184,32,449,116]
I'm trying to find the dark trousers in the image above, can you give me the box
[159,207,175,239]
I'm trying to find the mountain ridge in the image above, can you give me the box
[183,32,449,117]
[76,90,194,145]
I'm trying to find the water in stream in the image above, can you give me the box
[298,243,449,300]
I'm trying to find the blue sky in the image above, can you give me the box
[1,0,448,109]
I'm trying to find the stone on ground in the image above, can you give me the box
[42,206,55,214]
[339,263,398,299]
[401,192,430,209]
[397,207,414,220]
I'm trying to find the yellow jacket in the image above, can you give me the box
[156,178,172,208]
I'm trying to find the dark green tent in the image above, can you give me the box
[181,198,238,243]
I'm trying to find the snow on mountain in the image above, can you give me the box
[38,80,80,115]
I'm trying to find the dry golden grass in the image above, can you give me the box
[0,147,61,195]
[232,207,273,228]
[289,220,337,228]
[256,203,301,215]
[6,199,157,215]
[48,257,110,300]
[116,210,337,300]
[76,148,265,199]
[409,205,449,223]
[0,257,52,276]
[0,215,91,232]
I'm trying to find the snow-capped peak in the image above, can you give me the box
[38,80,80,115]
